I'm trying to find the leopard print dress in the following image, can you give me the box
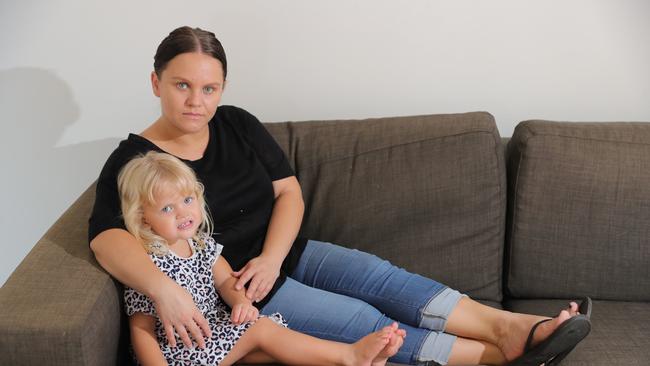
[124,235,287,365]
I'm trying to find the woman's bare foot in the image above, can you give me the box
[346,323,402,366]
[372,324,406,366]
[498,302,578,362]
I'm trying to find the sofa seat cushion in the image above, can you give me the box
[506,299,650,366]
[265,112,506,302]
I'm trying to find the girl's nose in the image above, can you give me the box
[176,206,188,217]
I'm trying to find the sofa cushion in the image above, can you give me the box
[506,299,650,366]
[265,112,506,301]
[506,121,650,301]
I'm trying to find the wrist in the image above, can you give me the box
[146,274,175,302]
[235,298,254,307]
[259,251,284,268]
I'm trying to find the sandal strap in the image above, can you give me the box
[525,318,552,352]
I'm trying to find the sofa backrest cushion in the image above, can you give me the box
[265,112,506,302]
[506,120,650,301]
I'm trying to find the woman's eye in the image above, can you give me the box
[177,82,189,90]
[184,197,194,204]
[161,206,173,213]
[203,86,214,94]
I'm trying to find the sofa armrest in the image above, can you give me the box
[0,184,123,365]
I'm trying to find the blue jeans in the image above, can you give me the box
[260,240,462,365]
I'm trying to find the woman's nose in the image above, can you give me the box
[186,90,201,106]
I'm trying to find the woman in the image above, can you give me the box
[90,26,590,365]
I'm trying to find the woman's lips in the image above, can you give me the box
[183,112,203,120]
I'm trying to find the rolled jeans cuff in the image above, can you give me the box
[418,288,465,331]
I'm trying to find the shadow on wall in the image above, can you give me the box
[0,67,119,284]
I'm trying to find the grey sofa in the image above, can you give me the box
[1,112,649,365]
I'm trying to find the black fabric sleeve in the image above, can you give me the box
[87,151,129,244]
[232,107,294,181]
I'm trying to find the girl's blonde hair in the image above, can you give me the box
[117,151,213,255]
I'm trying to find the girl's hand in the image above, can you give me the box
[153,281,211,349]
[232,255,281,302]
[230,302,259,325]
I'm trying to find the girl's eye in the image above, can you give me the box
[177,82,189,90]
[161,206,173,213]
[184,196,194,204]
[203,86,215,94]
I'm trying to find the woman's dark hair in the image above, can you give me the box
[153,26,227,79]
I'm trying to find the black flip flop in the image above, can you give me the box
[507,310,591,366]
[578,297,592,318]
[545,297,592,365]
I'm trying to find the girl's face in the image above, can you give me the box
[142,184,202,246]
[151,52,225,135]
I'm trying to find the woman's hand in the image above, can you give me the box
[230,302,260,325]
[153,281,212,349]
[232,255,281,302]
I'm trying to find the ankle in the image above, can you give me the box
[493,311,515,348]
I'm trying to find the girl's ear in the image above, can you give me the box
[141,214,151,227]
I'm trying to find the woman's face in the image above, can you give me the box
[152,52,225,135]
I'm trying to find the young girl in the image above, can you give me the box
[117,151,405,366]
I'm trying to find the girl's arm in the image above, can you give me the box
[213,257,260,324]
[129,313,168,366]
[232,176,304,302]
[91,229,211,348]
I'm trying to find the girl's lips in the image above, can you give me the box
[177,220,193,230]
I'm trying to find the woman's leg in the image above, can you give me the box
[291,241,462,330]
[283,240,583,364]
[262,277,458,365]
[445,297,579,363]
[219,318,404,366]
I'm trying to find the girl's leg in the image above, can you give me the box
[220,318,404,366]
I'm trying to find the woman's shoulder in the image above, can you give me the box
[215,104,252,117]
[215,105,261,126]
[99,134,158,176]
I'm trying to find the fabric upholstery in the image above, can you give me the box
[506,121,650,301]
[0,184,127,366]
[266,112,506,302]
[506,299,650,366]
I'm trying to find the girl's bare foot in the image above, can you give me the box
[498,302,578,362]
[346,323,399,366]
[372,324,406,366]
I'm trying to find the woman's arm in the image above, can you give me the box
[129,313,168,366]
[232,176,304,302]
[91,228,211,348]
[214,257,260,324]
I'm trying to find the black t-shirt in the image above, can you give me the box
[88,105,307,307]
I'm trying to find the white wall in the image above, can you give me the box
[1,0,649,285]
